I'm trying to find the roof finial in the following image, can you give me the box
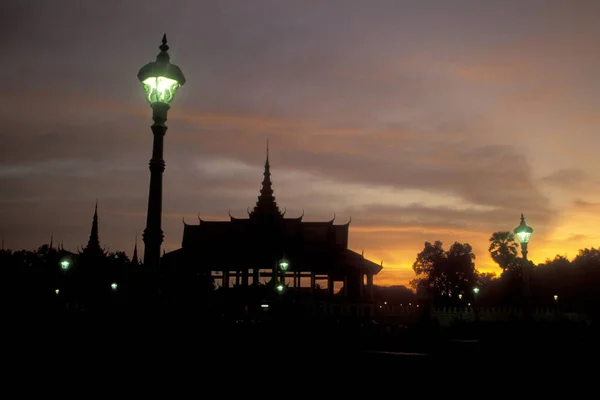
[160,33,169,52]
[249,141,282,219]
[521,213,525,222]
[50,232,53,249]
[266,138,270,166]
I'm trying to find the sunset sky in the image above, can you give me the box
[1,0,599,286]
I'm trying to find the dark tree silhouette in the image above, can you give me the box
[488,231,519,273]
[410,241,479,303]
[572,247,600,268]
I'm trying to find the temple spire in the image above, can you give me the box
[50,232,53,250]
[85,199,102,255]
[249,140,282,219]
[132,233,139,265]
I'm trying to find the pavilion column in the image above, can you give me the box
[358,273,364,298]
[327,276,334,296]
[242,269,249,287]
[253,268,259,285]
[366,273,373,299]
[223,270,229,289]
[343,275,349,297]
[310,273,316,293]
[235,270,240,286]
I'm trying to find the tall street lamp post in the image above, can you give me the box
[514,213,534,318]
[138,34,186,270]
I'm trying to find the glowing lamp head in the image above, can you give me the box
[473,287,480,294]
[111,282,118,291]
[276,284,284,292]
[554,294,558,301]
[137,34,186,105]
[279,257,289,271]
[60,260,70,270]
[513,214,534,244]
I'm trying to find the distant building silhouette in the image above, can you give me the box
[162,145,382,315]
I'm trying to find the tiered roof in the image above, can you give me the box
[175,145,382,276]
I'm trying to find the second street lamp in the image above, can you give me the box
[138,34,186,270]
[514,213,534,317]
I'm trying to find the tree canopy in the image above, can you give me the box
[410,241,479,300]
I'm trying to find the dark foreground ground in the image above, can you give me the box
[9,313,600,371]
[5,312,599,395]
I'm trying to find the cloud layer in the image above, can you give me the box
[1,0,600,285]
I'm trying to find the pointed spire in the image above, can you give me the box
[84,199,102,255]
[50,232,53,250]
[266,138,269,166]
[1,237,4,251]
[249,140,282,220]
[161,33,168,51]
[132,233,139,265]
[156,33,170,63]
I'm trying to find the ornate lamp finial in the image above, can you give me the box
[160,34,169,52]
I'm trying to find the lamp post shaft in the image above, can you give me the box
[521,242,531,318]
[143,102,170,270]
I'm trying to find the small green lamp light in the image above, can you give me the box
[279,256,289,271]
[60,260,70,271]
